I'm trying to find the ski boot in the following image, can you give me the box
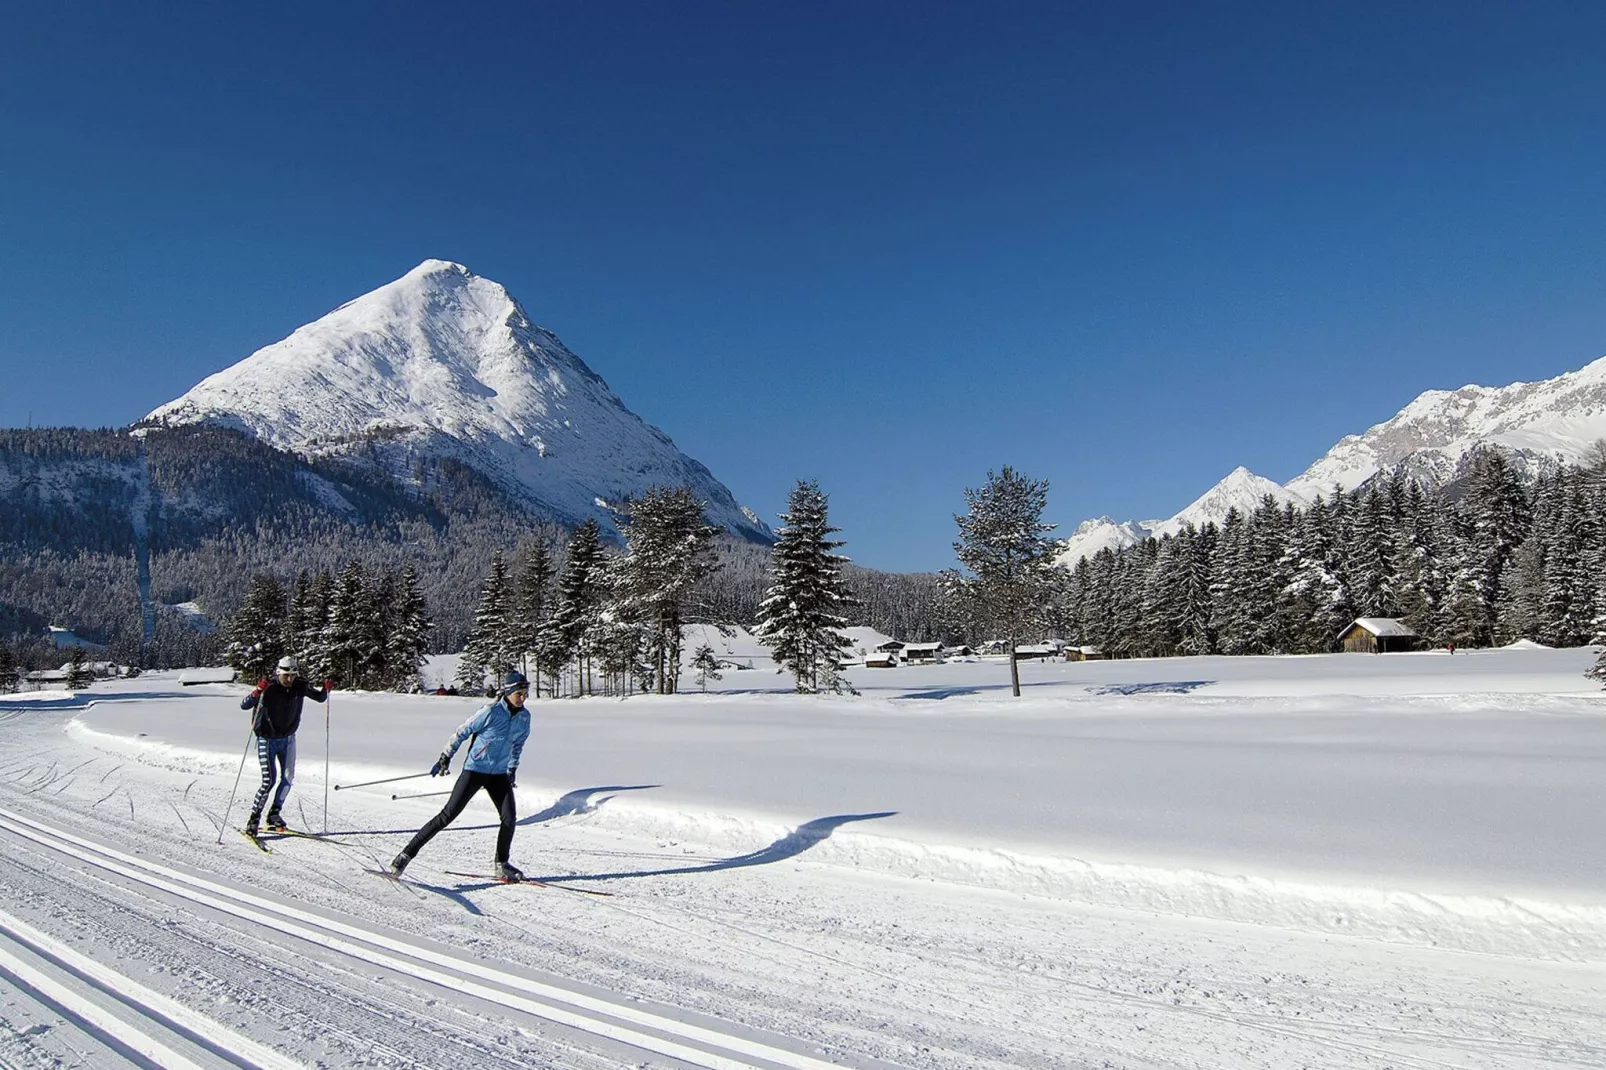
[244,811,261,837]
[265,813,288,832]
[389,852,411,877]
[494,861,525,883]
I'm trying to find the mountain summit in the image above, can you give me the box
[143,260,769,541]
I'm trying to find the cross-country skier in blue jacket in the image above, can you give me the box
[391,671,531,881]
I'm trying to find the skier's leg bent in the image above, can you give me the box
[400,771,482,860]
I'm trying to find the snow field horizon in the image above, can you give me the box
[43,644,1606,966]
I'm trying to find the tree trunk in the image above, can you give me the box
[1009,633,1021,697]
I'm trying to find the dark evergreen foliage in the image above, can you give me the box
[755,479,858,693]
[943,466,1060,696]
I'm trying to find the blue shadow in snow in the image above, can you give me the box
[1087,681,1213,696]
[540,811,897,887]
[889,679,1067,701]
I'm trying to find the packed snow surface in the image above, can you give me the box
[1,647,1603,1067]
[141,260,768,540]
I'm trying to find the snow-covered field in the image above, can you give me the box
[2,649,1604,1068]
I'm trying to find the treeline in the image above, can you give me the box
[455,488,720,697]
[1053,447,1606,656]
[222,562,431,690]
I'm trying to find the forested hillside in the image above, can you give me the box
[0,426,942,670]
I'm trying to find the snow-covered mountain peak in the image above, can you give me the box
[1148,467,1304,539]
[1285,353,1606,500]
[141,262,769,541]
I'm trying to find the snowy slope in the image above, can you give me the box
[3,650,1605,1068]
[1285,353,1606,498]
[1147,465,1306,537]
[1054,515,1154,565]
[142,261,769,541]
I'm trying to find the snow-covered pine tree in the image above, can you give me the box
[1344,487,1392,617]
[222,574,287,682]
[1460,446,1530,646]
[300,570,336,679]
[513,542,553,688]
[1177,522,1217,655]
[944,466,1059,697]
[691,643,722,691]
[284,571,319,666]
[324,561,368,687]
[1540,476,1590,646]
[612,487,721,694]
[65,645,91,691]
[386,563,431,692]
[754,479,858,693]
[352,567,395,690]
[546,520,608,696]
[458,549,512,695]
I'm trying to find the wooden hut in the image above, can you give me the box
[1337,617,1419,654]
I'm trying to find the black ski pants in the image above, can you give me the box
[402,770,517,864]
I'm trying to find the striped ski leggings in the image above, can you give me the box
[250,735,296,817]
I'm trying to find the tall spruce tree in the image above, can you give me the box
[546,520,608,696]
[386,563,432,691]
[65,645,91,691]
[325,561,369,687]
[514,542,554,686]
[222,574,287,682]
[943,466,1058,697]
[755,479,859,693]
[459,549,513,695]
[612,487,722,694]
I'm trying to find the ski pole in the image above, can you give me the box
[333,772,433,791]
[216,730,255,844]
[391,789,451,800]
[323,694,331,834]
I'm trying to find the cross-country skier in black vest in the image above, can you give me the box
[240,656,332,835]
[390,670,531,881]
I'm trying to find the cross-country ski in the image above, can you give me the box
[442,870,615,896]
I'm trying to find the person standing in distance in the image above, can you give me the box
[391,671,531,881]
[240,656,332,834]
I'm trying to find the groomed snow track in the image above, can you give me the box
[0,806,856,1070]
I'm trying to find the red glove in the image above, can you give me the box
[323,678,336,692]
[256,678,268,690]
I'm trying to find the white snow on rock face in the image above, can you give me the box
[1285,354,1606,499]
[1148,466,1306,538]
[142,260,769,541]
[1061,355,1606,565]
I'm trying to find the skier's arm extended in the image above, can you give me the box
[441,705,493,760]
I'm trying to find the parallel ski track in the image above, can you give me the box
[0,905,301,1070]
[0,805,850,1070]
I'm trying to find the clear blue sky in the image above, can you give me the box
[4,3,1606,572]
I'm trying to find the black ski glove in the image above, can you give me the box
[430,752,451,777]
[507,769,517,789]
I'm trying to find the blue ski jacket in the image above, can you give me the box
[443,697,530,775]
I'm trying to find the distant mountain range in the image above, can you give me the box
[141,260,769,543]
[1058,355,1606,564]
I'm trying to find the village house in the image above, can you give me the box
[900,642,943,664]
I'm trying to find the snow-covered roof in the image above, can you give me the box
[902,642,942,653]
[1347,618,1418,638]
